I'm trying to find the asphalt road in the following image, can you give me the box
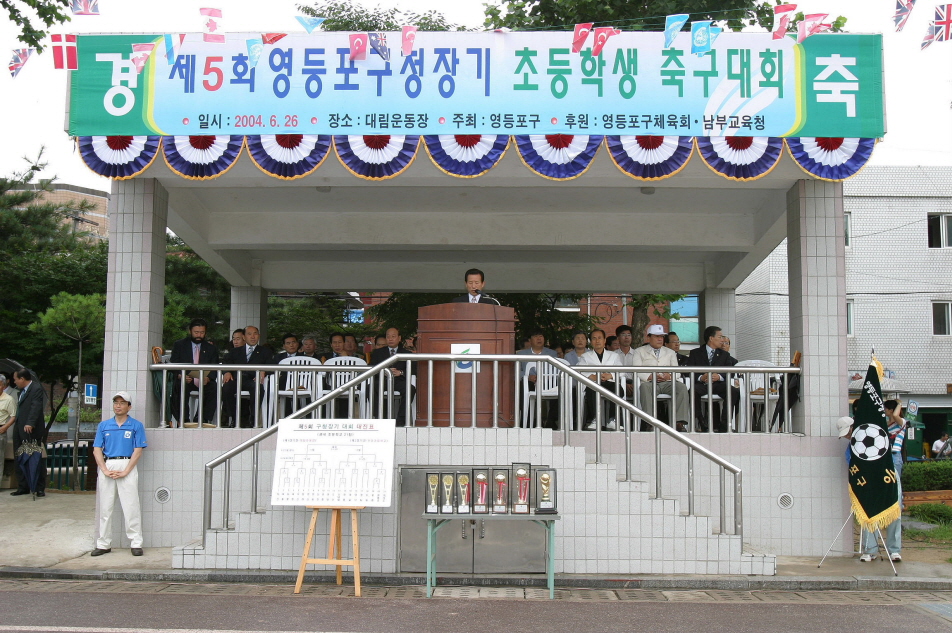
[0,588,948,633]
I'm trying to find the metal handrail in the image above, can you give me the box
[174,355,801,544]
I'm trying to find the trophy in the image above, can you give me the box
[535,468,557,514]
[457,472,471,514]
[472,469,490,514]
[512,462,531,514]
[425,472,439,514]
[440,473,456,513]
[492,468,509,514]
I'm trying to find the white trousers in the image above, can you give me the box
[97,459,143,549]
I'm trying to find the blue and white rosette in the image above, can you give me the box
[246,134,332,180]
[785,137,875,181]
[423,134,509,178]
[696,136,783,181]
[77,135,161,180]
[334,135,420,180]
[162,135,244,180]
[515,135,603,181]
[606,136,693,181]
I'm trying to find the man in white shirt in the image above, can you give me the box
[632,324,689,430]
[579,329,624,430]
[934,433,952,458]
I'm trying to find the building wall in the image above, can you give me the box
[33,184,110,239]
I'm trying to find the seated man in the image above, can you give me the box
[664,331,689,366]
[220,325,272,428]
[169,319,219,425]
[229,329,246,351]
[579,329,624,431]
[300,336,319,359]
[516,329,559,427]
[934,433,952,458]
[344,333,360,357]
[563,331,589,366]
[686,326,739,432]
[632,324,689,431]
[369,328,417,427]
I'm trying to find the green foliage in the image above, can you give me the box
[902,460,952,492]
[164,235,231,348]
[28,292,106,392]
[53,406,103,424]
[908,503,952,526]
[626,294,687,339]
[367,292,601,348]
[483,0,845,33]
[1,0,70,51]
[266,294,371,351]
[299,0,465,32]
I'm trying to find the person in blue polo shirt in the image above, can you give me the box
[91,391,148,557]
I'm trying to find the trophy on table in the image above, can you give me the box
[425,472,440,514]
[457,472,471,514]
[535,468,558,514]
[492,468,509,514]
[440,472,456,513]
[512,462,531,514]
[472,468,490,514]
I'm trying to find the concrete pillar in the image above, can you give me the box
[701,288,736,342]
[102,179,168,427]
[230,286,268,340]
[787,180,848,436]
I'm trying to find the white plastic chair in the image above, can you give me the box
[521,358,566,428]
[268,356,321,424]
[323,356,368,418]
[737,360,778,432]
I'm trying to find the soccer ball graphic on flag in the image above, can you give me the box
[850,424,890,461]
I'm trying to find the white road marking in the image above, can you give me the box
[0,628,362,633]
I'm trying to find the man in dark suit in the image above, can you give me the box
[221,325,272,427]
[664,332,690,367]
[11,368,46,496]
[169,318,219,425]
[370,328,416,427]
[687,326,739,433]
[451,268,501,305]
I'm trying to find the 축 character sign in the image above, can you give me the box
[68,31,884,138]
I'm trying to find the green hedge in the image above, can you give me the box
[908,503,952,525]
[53,407,103,424]
[902,460,952,492]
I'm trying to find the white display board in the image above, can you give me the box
[270,418,396,507]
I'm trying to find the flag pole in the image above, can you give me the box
[874,528,898,576]
[818,511,858,567]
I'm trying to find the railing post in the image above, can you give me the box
[687,447,695,516]
[160,370,168,428]
[251,442,259,513]
[471,359,477,428]
[734,470,744,538]
[202,465,213,546]
[492,360,499,429]
[427,360,434,427]
[654,425,662,499]
[222,460,231,530]
[719,468,726,535]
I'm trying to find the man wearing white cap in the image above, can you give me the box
[632,324,689,430]
[91,392,148,557]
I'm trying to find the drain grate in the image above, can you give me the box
[569,589,618,601]
[705,590,761,602]
[479,587,524,599]
[386,586,426,599]
[751,591,809,602]
[662,591,717,602]
[432,586,479,599]
[525,588,570,600]
[616,590,668,601]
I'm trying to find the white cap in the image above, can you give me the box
[836,416,853,437]
[646,324,667,336]
[112,391,132,405]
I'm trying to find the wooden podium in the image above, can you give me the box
[416,303,515,427]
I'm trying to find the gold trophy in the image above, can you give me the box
[427,474,439,509]
[540,473,551,503]
[442,474,455,512]
[458,474,470,511]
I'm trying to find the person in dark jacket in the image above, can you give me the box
[686,326,739,432]
[11,368,46,496]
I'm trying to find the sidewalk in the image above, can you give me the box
[2,490,950,590]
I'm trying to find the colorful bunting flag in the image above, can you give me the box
[349,33,368,61]
[572,23,593,53]
[772,4,797,39]
[922,20,937,49]
[368,33,389,61]
[164,33,185,65]
[936,4,952,42]
[262,33,287,45]
[894,0,917,32]
[51,34,77,70]
[401,26,417,56]
[295,16,326,34]
[8,48,33,78]
[201,8,225,43]
[710,26,722,45]
[591,27,620,56]
[797,13,831,43]
[247,37,263,67]
[70,0,99,15]
[690,21,712,55]
[130,43,155,74]
[663,14,689,48]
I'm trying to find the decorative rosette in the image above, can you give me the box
[514,135,603,180]
[77,136,161,180]
[162,135,244,180]
[696,136,783,181]
[606,136,693,181]
[246,134,332,180]
[785,137,875,181]
[423,135,509,178]
[334,135,420,180]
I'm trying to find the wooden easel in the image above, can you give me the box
[294,506,364,596]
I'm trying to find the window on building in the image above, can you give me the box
[846,300,854,336]
[844,212,851,247]
[928,214,952,248]
[934,302,951,335]
[669,295,700,344]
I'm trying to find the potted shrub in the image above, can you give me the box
[902,461,952,507]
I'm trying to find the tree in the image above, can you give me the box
[625,294,687,341]
[484,1,845,33]
[299,0,465,31]
[2,0,71,51]
[164,235,231,347]
[266,293,371,351]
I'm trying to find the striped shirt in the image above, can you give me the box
[888,418,906,454]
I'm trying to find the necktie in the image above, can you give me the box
[654,348,660,359]
[708,349,714,362]
[390,348,396,356]
[193,345,200,364]
[471,295,477,303]
[247,346,254,361]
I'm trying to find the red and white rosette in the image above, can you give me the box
[696,136,784,181]
[606,136,694,181]
[423,134,509,178]
[77,136,162,180]
[515,134,603,180]
[246,134,332,180]
[334,135,420,180]
[785,137,875,181]
[163,135,244,180]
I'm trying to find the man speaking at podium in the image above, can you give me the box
[452,268,501,305]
